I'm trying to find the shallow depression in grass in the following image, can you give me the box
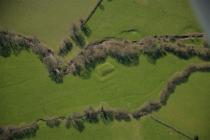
[96,62,115,81]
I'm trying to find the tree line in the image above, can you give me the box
[160,63,210,105]
[0,122,39,140]
[1,31,210,82]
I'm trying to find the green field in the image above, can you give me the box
[0,52,202,125]
[0,0,97,49]
[1,0,210,140]
[87,0,200,41]
[153,72,210,140]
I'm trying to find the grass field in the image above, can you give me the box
[153,72,210,140]
[0,52,203,125]
[87,0,201,42]
[1,0,209,140]
[21,62,210,140]
[0,0,97,49]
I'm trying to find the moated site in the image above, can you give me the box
[0,0,210,140]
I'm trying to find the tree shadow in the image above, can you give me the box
[72,120,85,132]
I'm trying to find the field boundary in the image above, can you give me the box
[150,116,194,140]
[0,31,209,83]
[83,0,104,25]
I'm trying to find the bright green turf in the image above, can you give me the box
[0,52,202,125]
[0,0,97,49]
[87,0,201,42]
[29,72,207,140]
[153,72,210,140]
